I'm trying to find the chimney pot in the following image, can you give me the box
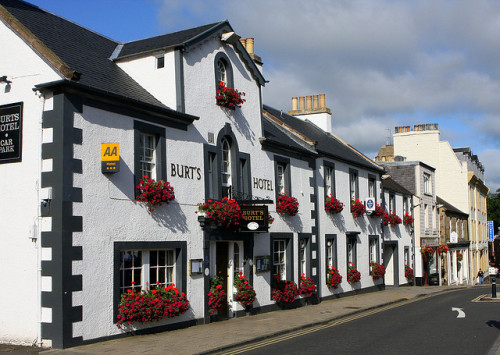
[246,38,254,55]
[306,95,312,110]
[292,97,298,111]
[299,96,305,111]
[240,38,247,49]
[313,95,319,109]
[320,94,325,108]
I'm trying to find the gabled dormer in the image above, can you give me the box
[112,21,265,113]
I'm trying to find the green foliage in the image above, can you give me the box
[487,188,500,231]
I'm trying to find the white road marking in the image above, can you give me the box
[452,307,466,318]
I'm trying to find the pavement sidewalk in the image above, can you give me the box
[35,285,467,355]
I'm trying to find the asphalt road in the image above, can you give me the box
[227,288,500,355]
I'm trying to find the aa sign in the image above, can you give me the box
[101,143,120,173]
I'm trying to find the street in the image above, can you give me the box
[223,288,500,355]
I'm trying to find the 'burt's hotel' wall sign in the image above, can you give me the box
[0,102,23,164]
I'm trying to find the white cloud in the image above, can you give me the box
[157,0,500,188]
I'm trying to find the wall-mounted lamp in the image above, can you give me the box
[0,75,12,84]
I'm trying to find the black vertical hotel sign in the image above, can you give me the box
[0,102,23,164]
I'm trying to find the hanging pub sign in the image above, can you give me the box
[0,102,23,164]
[101,143,120,173]
[240,205,268,233]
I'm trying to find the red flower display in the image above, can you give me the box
[420,246,434,258]
[299,273,317,297]
[370,261,386,280]
[276,192,299,216]
[326,266,343,288]
[272,274,299,304]
[116,284,189,328]
[371,203,386,219]
[383,212,402,226]
[208,273,226,315]
[325,194,344,214]
[456,252,463,262]
[437,244,449,254]
[216,82,246,109]
[403,212,414,225]
[234,272,256,308]
[136,175,175,212]
[350,199,366,218]
[347,262,361,283]
[198,197,244,231]
[405,264,414,281]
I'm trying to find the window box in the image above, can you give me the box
[136,176,175,212]
[325,194,344,214]
[216,82,245,109]
[369,261,386,280]
[276,192,299,216]
[350,199,366,218]
[197,197,243,231]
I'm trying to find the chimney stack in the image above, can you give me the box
[287,94,333,133]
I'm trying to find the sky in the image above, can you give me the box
[26,0,500,193]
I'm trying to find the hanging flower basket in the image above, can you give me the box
[347,263,361,283]
[299,274,317,297]
[208,273,226,315]
[116,284,189,328]
[234,272,256,308]
[403,212,414,225]
[370,261,386,280]
[351,199,366,218]
[420,246,435,258]
[325,194,344,214]
[272,274,299,304]
[371,203,386,219]
[216,82,246,109]
[326,266,343,288]
[197,197,244,231]
[136,175,175,212]
[437,244,449,254]
[456,252,463,262]
[405,264,414,281]
[276,192,299,216]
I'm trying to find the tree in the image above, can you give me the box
[487,188,500,232]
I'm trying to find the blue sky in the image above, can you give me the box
[26,0,500,193]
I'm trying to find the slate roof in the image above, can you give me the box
[0,0,174,108]
[261,110,317,156]
[263,105,384,173]
[381,176,412,196]
[117,22,223,59]
[0,0,264,115]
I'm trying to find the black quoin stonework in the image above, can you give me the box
[41,92,83,348]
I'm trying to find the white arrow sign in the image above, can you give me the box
[452,307,466,318]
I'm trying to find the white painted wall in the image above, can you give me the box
[393,130,469,213]
[315,158,385,297]
[0,20,61,345]
[116,50,177,109]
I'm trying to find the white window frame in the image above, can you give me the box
[139,132,157,179]
[369,238,378,263]
[326,238,337,269]
[221,138,232,198]
[273,239,286,280]
[120,249,175,293]
[349,171,358,202]
[325,166,334,196]
[368,177,376,200]
[277,163,286,194]
[424,173,431,194]
[300,239,307,276]
[216,58,227,85]
[347,237,357,268]
[389,194,395,213]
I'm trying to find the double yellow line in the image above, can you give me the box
[222,297,427,354]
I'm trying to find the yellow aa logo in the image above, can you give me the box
[101,143,120,161]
